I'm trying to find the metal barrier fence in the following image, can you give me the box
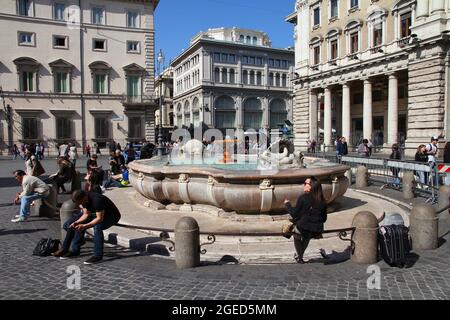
[305,152,443,204]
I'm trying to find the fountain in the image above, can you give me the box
[128,138,350,214]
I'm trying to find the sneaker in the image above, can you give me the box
[59,251,79,260]
[84,256,103,265]
[11,216,27,222]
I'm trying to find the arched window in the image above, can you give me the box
[252,36,257,45]
[269,73,274,86]
[244,98,262,130]
[345,19,362,55]
[242,70,248,85]
[270,99,287,129]
[214,68,220,82]
[275,73,280,87]
[282,74,287,87]
[215,96,236,131]
[249,71,255,85]
[257,72,262,85]
[184,101,191,126]
[229,69,235,84]
[176,103,182,127]
[367,9,387,49]
[221,68,227,83]
[192,97,200,127]
[239,35,245,42]
[246,36,251,44]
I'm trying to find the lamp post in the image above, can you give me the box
[157,49,164,156]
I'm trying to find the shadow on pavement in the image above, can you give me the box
[0,228,47,236]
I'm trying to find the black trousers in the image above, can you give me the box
[293,230,312,259]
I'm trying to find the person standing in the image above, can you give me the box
[11,170,50,222]
[53,190,121,264]
[59,142,69,158]
[85,144,91,158]
[357,139,370,157]
[283,176,327,263]
[389,143,402,188]
[68,143,78,168]
[24,150,38,176]
[12,144,19,160]
[426,136,439,187]
[415,144,428,188]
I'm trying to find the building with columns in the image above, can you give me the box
[287,0,450,156]
[154,66,174,142]
[171,27,294,137]
[0,0,159,155]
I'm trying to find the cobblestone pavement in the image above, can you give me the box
[0,159,449,300]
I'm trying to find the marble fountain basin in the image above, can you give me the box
[128,158,350,214]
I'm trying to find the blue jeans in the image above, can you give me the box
[20,193,46,218]
[63,210,120,257]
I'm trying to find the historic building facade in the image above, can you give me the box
[171,27,295,137]
[287,0,450,155]
[0,0,159,155]
[154,66,174,142]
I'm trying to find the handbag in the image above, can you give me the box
[281,220,295,239]
[32,238,60,256]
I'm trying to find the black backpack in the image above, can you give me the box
[32,238,60,256]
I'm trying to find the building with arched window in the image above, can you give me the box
[0,0,160,155]
[287,0,450,156]
[171,27,294,136]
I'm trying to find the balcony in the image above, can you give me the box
[370,45,384,54]
[121,94,156,106]
[397,37,411,48]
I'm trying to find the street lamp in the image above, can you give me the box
[157,49,164,156]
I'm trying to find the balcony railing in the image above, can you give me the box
[397,37,411,48]
[121,94,156,104]
[370,45,383,54]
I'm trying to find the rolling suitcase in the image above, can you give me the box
[378,224,411,267]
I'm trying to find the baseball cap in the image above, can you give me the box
[431,136,439,141]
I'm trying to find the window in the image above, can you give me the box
[221,68,227,83]
[18,32,34,46]
[269,73,274,86]
[129,117,142,138]
[257,57,263,65]
[221,53,228,61]
[249,71,255,85]
[313,46,320,65]
[53,35,68,49]
[214,52,220,61]
[282,74,287,87]
[22,118,38,139]
[127,11,138,28]
[20,71,34,92]
[242,70,248,85]
[373,24,383,47]
[275,59,281,67]
[93,39,106,51]
[350,0,359,9]
[257,72,262,85]
[127,76,139,97]
[95,118,109,139]
[268,59,274,67]
[275,74,280,87]
[249,56,255,65]
[350,32,359,53]
[282,60,288,68]
[127,41,140,53]
[55,72,68,93]
[214,68,220,82]
[252,36,257,45]
[92,7,105,24]
[246,36,251,44]
[330,40,338,60]
[330,0,338,18]
[239,35,244,43]
[94,74,106,94]
[400,12,412,38]
[313,7,320,26]
[229,69,235,84]
[56,118,71,139]
[18,0,31,16]
[54,3,65,20]
[243,56,249,64]
[229,54,236,62]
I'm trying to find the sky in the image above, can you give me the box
[154,0,295,70]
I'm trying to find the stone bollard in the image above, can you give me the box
[438,185,450,212]
[59,199,81,240]
[355,166,368,188]
[175,216,200,269]
[71,171,82,192]
[34,184,58,218]
[402,171,416,200]
[351,211,379,264]
[345,169,353,185]
[410,204,438,250]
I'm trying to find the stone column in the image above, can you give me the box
[363,79,373,141]
[342,83,351,143]
[309,90,318,141]
[236,95,243,129]
[324,87,332,148]
[416,0,430,18]
[387,73,399,146]
[262,97,269,130]
[431,0,445,14]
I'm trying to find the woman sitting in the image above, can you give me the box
[284,176,328,263]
